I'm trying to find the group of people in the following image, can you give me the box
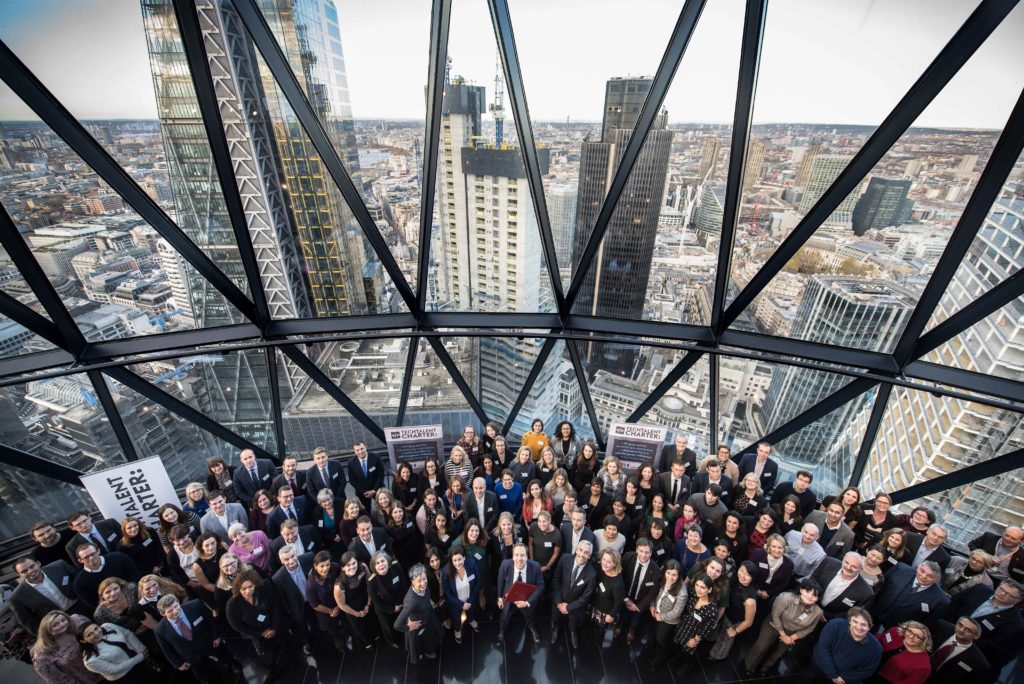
[7,422,1024,684]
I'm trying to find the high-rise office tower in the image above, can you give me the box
[851,177,914,236]
[743,137,767,189]
[546,183,577,269]
[795,142,825,187]
[762,276,914,491]
[699,136,720,181]
[857,182,1024,547]
[798,154,858,220]
[572,77,673,376]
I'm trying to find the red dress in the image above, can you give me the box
[873,627,931,684]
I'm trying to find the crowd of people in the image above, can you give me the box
[7,421,1024,684]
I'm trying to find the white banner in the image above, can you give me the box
[605,422,668,473]
[79,457,179,529]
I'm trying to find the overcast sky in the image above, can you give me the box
[0,0,1021,128]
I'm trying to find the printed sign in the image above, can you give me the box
[385,424,444,472]
[605,423,667,473]
[79,457,179,529]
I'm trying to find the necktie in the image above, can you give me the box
[176,617,193,641]
[572,564,581,585]
[90,531,107,552]
[361,459,367,476]
[518,570,525,584]
[629,563,643,600]
[931,642,955,670]
[671,479,679,503]
[288,477,296,490]
[249,468,258,485]
[286,507,295,520]
[292,569,307,596]
[321,467,329,485]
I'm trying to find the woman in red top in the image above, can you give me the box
[870,621,932,684]
[522,479,552,526]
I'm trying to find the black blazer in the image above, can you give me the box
[154,599,220,668]
[271,470,307,496]
[269,525,319,570]
[65,519,122,561]
[226,583,283,640]
[928,620,991,684]
[690,472,733,505]
[266,496,313,539]
[870,562,949,628]
[271,552,314,624]
[234,458,278,504]
[559,522,597,555]
[902,532,952,571]
[660,445,696,476]
[550,554,596,613]
[947,584,1024,669]
[497,559,544,606]
[810,557,875,618]
[347,529,389,565]
[9,560,80,632]
[367,562,408,615]
[305,460,348,501]
[621,553,662,612]
[348,453,386,496]
[736,453,780,494]
[463,491,499,532]
[749,548,794,601]
[658,472,692,507]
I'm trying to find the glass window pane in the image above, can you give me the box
[399,337,480,442]
[630,355,712,457]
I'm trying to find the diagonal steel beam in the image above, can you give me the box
[562,0,707,319]
[903,360,1023,408]
[720,0,1019,332]
[104,366,276,461]
[416,0,452,315]
[912,268,1024,361]
[709,354,720,445]
[230,0,419,315]
[0,204,88,357]
[279,344,385,443]
[265,346,286,459]
[890,447,1024,505]
[424,336,489,426]
[88,370,139,462]
[848,384,892,488]
[0,443,84,486]
[172,0,271,330]
[489,0,566,318]
[396,338,420,426]
[566,339,604,450]
[0,39,260,326]
[893,87,1024,367]
[737,377,878,458]
[627,350,704,423]
[711,0,768,336]
[501,336,559,435]
[0,291,65,351]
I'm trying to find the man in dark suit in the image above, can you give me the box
[660,433,696,476]
[549,540,596,648]
[9,557,83,632]
[154,595,239,681]
[347,441,386,511]
[811,552,875,619]
[806,503,856,559]
[29,522,74,567]
[560,508,597,556]
[496,543,545,645]
[271,547,315,654]
[266,485,312,539]
[690,460,733,508]
[348,516,389,565]
[737,441,780,494]
[234,448,277,505]
[304,446,347,501]
[870,560,949,629]
[270,455,307,496]
[904,525,952,571]
[270,519,319,571]
[968,526,1023,585]
[659,459,691,514]
[945,580,1023,672]
[64,511,122,563]
[71,543,139,611]
[928,617,990,684]
[618,539,662,643]
[465,477,499,531]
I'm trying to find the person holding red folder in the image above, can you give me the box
[496,543,544,645]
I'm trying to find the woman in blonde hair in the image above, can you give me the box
[31,611,101,684]
[872,620,932,684]
[135,574,186,623]
[942,549,995,597]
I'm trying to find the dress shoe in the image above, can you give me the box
[424,651,437,660]
[495,631,505,646]
[549,628,560,645]
[626,630,635,646]
[569,630,579,650]
[529,626,541,644]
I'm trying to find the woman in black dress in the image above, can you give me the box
[673,574,719,673]
[116,517,165,578]
[366,551,405,649]
[334,551,375,650]
[708,560,758,660]
[570,440,600,493]
[717,511,749,565]
[206,457,238,504]
[424,511,455,558]
[190,533,223,607]
[387,504,424,572]
[589,548,625,635]
[226,569,283,667]
[855,492,897,550]
[417,458,447,502]
[424,548,447,628]
[392,461,419,516]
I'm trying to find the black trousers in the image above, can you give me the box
[499,602,537,632]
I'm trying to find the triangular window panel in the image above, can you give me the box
[729,7,1024,352]
[0,311,56,358]
[631,354,712,457]
[402,337,480,443]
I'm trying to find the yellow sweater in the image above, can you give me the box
[520,431,549,462]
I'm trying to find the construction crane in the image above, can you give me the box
[489,51,505,148]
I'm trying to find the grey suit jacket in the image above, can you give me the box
[199,503,248,542]
[805,510,856,559]
[9,560,79,632]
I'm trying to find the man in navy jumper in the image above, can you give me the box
[798,607,882,684]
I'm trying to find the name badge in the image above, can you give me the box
[576,579,585,587]
[599,582,606,593]
[357,573,365,581]
[487,507,493,512]
[193,616,204,625]
[307,542,314,550]
[796,548,805,556]
[257,614,267,623]
[645,581,654,587]
[981,619,994,630]
[656,549,666,556]
[958,662,972,672]
[841,598,855,606]
[254,546,264,554]
[887,557,897,565]
[474,553,482,560]
[142,538,153,547]
[694,613,702,622]
[262,474,270,480]
[544,542,552,548]
[541,467,550,473]
[332,473,339,480]
[468,575,476,581]
[722,491,729,497]
[62,576,69,586]
[406,522,413,528]
[885,632,892,643]
[107,533,117,542]
[368,466,377,473]
[921,602,929,613]
[318,520,324,528]
[392,576,399,584]
[799,613,808,621]
[763,472,773,478]
[759,562,769,569]
[499,495,507,500]
[410,487,417,493]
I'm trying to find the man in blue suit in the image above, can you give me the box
[870,560,949,629]
[496,542,545,645]
[154,595,239,682]
[266,485,312,538]
[347,441,386,511]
